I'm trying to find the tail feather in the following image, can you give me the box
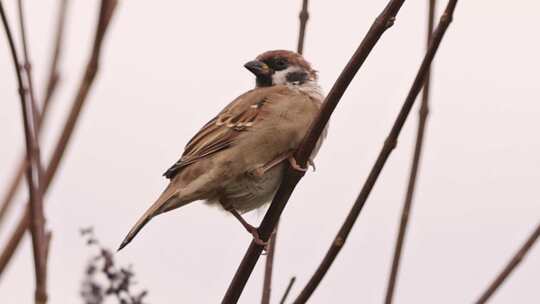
[118,185,179,251]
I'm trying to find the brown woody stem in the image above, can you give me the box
[222,0,407,302]
[0,0,118,279]
[294,0,458,302]
[383,0,437,303]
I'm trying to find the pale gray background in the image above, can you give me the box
[1,1,539,303]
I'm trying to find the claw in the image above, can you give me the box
[288,155,307,172]
[223,204,269,249]
[248,227,268,247]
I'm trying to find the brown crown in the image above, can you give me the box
[256,50,317,79]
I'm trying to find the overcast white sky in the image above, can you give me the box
[1,1,539,303]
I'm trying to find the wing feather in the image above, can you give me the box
[163,89,273,179]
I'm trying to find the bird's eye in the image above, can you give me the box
[273,58,288,70]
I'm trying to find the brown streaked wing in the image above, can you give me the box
[163,89,272,179]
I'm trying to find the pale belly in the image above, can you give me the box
[206,163,284,213]
[204,123,327,213]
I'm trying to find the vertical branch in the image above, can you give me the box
[260,2,310,303]
[17,0,40,130]
[261,230,276,304]
[0,0,118,278]
[475,221,540,304]
[293,1,458,302]
[383,1,436,303]
[0,0,69,232]
[17,0,50,302]
[296,0,309,55]
[0,1,47,303]
[222,1,407,302]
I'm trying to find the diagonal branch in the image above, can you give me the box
[222,1,407,302]
[261,2,311,303]
[0,0,69,232]
[0,1,47,302]
[383,0,436,303]
[279,276,296,304]
[293,1,458,302]
[0,0,118,278]
[475,221,540,304]
[42,0,69,122]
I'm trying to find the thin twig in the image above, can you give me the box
[42,0,69,121]
[17,0,51,302]
[279,277,296,304]
[261,230,276,304]
[0,0,69,232]
[383,1,436,303]
[296,0,309,55]
[222,1,406,303]
[18,0,40,130]
[0,161,26,232]
[1,1,47,303]
[293,1,458,302]
[475,221,540,304]
[0,0,118,278]
[261,2,311,302]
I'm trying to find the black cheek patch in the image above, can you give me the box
[286,71,308,84]
[256,75,273,87]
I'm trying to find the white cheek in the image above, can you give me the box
[272,66,301,85]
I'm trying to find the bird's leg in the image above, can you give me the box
[249,151,290,178]
[249,151,310,177]
[220,200,268,246]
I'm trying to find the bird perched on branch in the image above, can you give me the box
[118,50,325,251]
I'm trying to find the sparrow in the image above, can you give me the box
[118,50,325,251]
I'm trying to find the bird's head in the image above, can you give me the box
[244,50,317,87]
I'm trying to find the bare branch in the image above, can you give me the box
[0,0,69,232]
[1,1,47,302]
[475,221,540,303]
[222,1,407,302]
[261,231,276,304]
[0,161,25,232]
[383,1,436,303]
[17,0,51,302]
[261,2,311,302]
[0,0,118,278]
[18,0,39,130]
[296,0,309,55]
[279,277,296,304]
[294,1,458,302]
[42,0,69,125]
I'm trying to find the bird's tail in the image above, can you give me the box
[118,185,181,251]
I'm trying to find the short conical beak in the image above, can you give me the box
[244,60,271,77]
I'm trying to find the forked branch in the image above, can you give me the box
[0,0,118,278]
[0,0,69,232]
[222,0,407,302]
[294,0,458,302]
[0,1,48,302]
[261,1,311,303]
